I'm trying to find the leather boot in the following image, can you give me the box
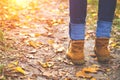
[66,40,85,65]
[94,38,111,63]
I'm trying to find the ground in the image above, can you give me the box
[0,0,120,80]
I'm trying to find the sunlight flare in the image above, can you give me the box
[15,0,30,7]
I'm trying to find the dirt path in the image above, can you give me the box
[0,0,120,80]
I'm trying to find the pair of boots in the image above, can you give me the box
[66,38,111,65]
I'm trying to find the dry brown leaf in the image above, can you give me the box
[0,76,5,80]
[64,78,72,80]
[29,40,43,48]
[106,68,111,72]
[91,64,100,67]
[76,71,92,78]
[29,49,37,54]
[90,78,97,80]
[83,65,100,73]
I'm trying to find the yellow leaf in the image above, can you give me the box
[29,40,38,48]
[7,61,19,68]
[48,39,54,45]
[57,19,64,24]
[7,64,15,68]
[12,61,19,66]
[53,23,59,26]
[8,63,15,68]
[35,33,41,37]
[0,30,4,42]
[15,67,26,75]
[39,62,48,68]
[76,71,92,78]
[46,62,54,68]
[111,43,117,47]
[106,68,111,72]
[39,61,54,68]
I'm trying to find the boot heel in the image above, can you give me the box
[66,40,85,65]
[94,38,111,63]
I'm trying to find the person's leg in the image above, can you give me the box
[96,0,117,38]
[95,0,117,63]
[69,0,87,40]
[67,0,87,65]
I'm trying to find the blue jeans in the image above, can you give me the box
[69,0,117,40]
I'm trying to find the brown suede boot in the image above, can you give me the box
[94,38,111,63]
[66,40,85,65]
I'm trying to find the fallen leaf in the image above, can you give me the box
[35,33,41,37]
[29,49,37,54]
[55,47,65,53]
[90,77,96,80]
[83,66,99,73]
[0,64,4,73]
[0,75,5,80]
[76,71,92,78]
[48,39,54,45]
[64,78,72,80]
[106,68,111,72]
[8,63,16,68]
[91,64,100,67]
[15,67,26,75]
[111,43,117,47]
[46,62,54,68]
[29,40,38,48]
[28,33,35,37]
[12,61,19,66]
[43,71,52,77]
[57,18,64,24]
[0,29,4,42]
[52,44,65,53]
[39,61,54,68]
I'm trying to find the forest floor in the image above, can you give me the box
[0,0,120,80]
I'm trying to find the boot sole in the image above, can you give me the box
[97,56,110,63]
[94,50,111,63]
[66,55,85,65]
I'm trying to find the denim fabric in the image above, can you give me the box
[96,21,112,38]
[69,0,116,39]
[98,0,117,22]
[69,0,87,24]
[69,0,116,23]
[69,23,85,40]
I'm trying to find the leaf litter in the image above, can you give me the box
[0,0,120,80]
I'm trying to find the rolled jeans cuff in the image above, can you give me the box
[96,21,112,38]
[69,23,85,40]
